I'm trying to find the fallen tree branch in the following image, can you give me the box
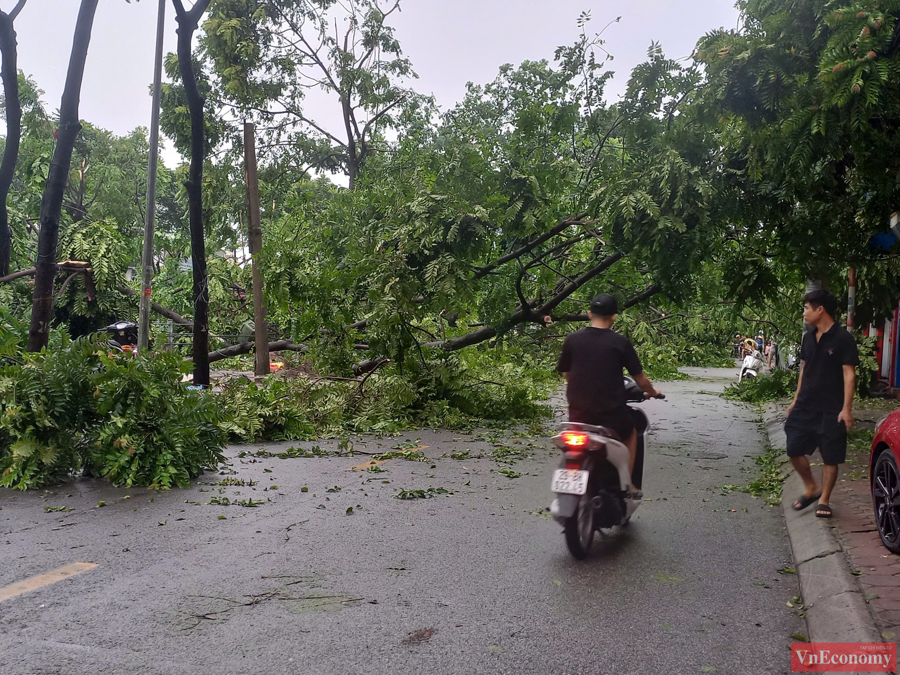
[116,285,192,327]
[205,339,308,364]
[423,252,627,351]
[0,266,34,282]
[472,211,589,280]
[0,260,90,283]
[548,284,663,323]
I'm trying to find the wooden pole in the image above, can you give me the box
[243,121,269,376]
[138,0,166,352]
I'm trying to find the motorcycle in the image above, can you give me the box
[549,379,663,559]
[738,349,766,382]
[104,320,139,355]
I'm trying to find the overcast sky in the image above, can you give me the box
[9,0,741,167]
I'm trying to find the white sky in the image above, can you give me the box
[8,0,741,167]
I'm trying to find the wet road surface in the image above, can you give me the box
[0,368,801,674]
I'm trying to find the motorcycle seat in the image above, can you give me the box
[595,427,622,443]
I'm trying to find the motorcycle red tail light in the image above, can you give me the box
[562,432,589,447]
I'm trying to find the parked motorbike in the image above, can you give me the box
[549,379,664,559]
[738,349,765,382]
[104,321,138,355]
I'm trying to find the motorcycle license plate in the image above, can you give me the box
[551,469,589,496]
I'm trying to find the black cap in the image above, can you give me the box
[590,293,618,316]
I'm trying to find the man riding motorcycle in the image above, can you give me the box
[556,293,662,497]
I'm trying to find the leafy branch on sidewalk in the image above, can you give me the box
[721,443,789,506]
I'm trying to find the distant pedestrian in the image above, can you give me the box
[785,289,858,518]
[767,339,779,369]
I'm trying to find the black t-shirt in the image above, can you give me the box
[795,323,859,414]
[556,327,644,423]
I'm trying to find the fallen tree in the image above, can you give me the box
[116,285,192,327]
[206,338,307,364]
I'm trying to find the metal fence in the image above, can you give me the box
[151,320,278,354]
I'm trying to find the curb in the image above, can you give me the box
[762,403,882,645]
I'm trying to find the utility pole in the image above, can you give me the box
[138,0,166,352]
[243,122,269,376]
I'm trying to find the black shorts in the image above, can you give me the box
[575,406,635,442]
[784,409,848,465]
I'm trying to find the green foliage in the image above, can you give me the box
[0,338,225,490]
[393,487,450,500]
[721,444,790,506]
[635,343,689,381]
[722,369,799,404]
[855,334,879,396]
[216,355,553,443]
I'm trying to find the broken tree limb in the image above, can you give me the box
[472,211,589,280]
[534,252,624,317]
[202,340,370,364]
[206,339,308,364]
[1,261,95,301]
[422,251,626,352]
[0,266,34,282]
[548,284,663,323]
[0,260,91,284]
[116,285,192,327]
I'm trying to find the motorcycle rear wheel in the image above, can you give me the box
[564,496,594,559]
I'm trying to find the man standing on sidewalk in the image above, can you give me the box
[786,289,859,518]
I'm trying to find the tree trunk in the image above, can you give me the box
[27,0,98,352]
[341,95,358,191]
[0,5,23,277]
[173,0,212,385]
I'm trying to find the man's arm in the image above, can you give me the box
[838,364,855,430]
[634,372,661,398]
[786,362,804,416]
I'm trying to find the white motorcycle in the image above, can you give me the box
[739,349,766,382]
[549,379,663,559]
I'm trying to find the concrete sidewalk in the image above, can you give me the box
[763,404,886,648]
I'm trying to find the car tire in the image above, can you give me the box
[873,449,900,554]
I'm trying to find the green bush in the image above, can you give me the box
[855,334,879,397]
[722,369,798,404]
[86,351,226,489]
[0,337,225,490]
[216,354,553,442]
[636,343,689,381]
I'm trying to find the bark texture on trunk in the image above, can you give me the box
[173,0,212,384]
[27,0,98,352]
[0,3,24,277]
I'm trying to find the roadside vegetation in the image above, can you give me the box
[5,0,900,489]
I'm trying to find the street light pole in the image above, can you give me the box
[138,0,166,352]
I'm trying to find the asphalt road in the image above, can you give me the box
[0,367,802,675]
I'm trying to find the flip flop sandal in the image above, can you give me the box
[815,504,833,519]
[793,493,822,511]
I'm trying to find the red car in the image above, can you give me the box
[871,411,900,553]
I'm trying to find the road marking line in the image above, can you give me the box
[0,563,97,602]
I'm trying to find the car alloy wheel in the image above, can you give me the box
[873,450,900,554]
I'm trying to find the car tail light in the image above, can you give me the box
[561,432,589,448]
